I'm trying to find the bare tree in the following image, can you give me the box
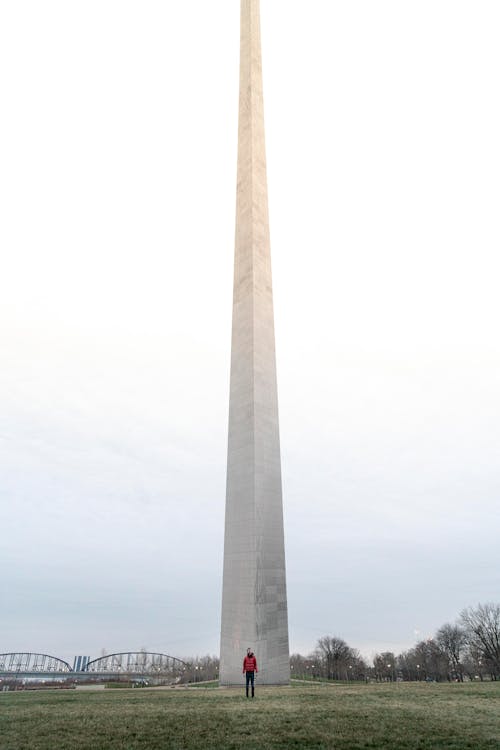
[426,639,451,682]
[348,651,369,681]
[396,640,448,682]
[196,655,219,681]
[461,644,487,682]
[460,603,500,679]
[373,652,396,682]
[290,653,309,680]
[397,650,420,681]
[314,636,356,680]
[436,624,467,681]
[180,655,219,683]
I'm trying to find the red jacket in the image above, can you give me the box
[242,655,258,673]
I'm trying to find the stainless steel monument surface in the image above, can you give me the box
[220,0,290,686]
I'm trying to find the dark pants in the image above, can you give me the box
[245,671,255,697]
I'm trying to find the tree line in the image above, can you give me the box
[290,603,500,683]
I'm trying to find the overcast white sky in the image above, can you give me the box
[1,0,499,665]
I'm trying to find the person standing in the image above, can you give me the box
[242,647,258,698]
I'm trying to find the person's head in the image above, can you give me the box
[247,647,252,655]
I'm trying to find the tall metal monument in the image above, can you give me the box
[220,0,290,685]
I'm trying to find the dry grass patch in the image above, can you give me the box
[1,682,499,749]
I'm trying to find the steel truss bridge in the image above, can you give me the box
[0,652,187,682]
[0,653,72,673]
[86,652,186,675]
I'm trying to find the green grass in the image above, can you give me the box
[1,682,499,749]
[188,680,220,689]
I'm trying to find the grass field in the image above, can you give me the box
[1,681,499,749]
